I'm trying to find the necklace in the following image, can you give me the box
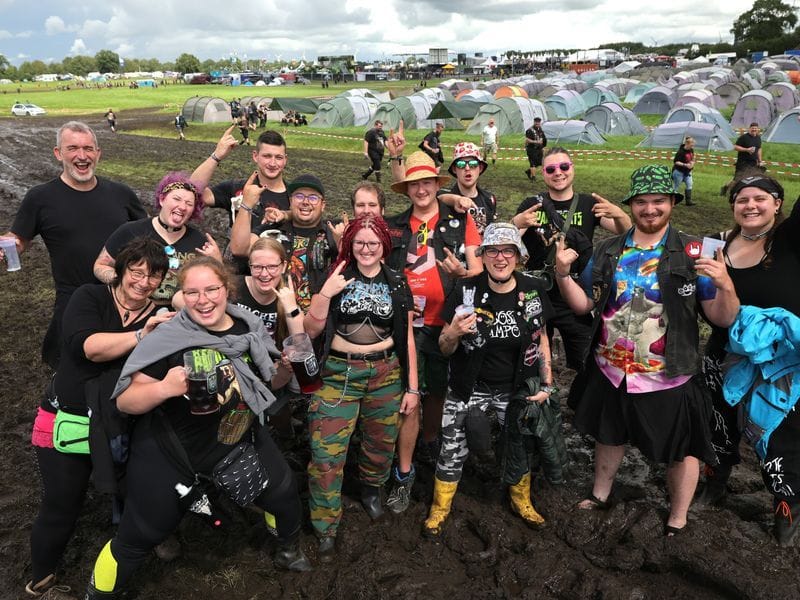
[741,227,772,242]
[157,215,184,233]
[112,286,150,323]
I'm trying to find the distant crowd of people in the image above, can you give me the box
[2,117,798,599]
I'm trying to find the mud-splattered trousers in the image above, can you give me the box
[308,354,402,538]
[435,386,509,483]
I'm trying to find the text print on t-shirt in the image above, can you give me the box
[488,310,522,339]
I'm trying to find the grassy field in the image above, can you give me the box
[5,78,798,230]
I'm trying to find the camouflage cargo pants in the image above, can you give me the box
[435,386,510,483]
[308,354,402,537]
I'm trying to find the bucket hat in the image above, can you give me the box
[476,222,529,261]
[391,151,451,195]
[447,142,488,176]
[622,164,682,205]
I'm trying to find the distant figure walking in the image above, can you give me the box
[104,109,117,133]
[174,113,188,140]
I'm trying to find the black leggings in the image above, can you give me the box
[94,421,301,592]
[31,447,93,581]
[367,149,383,173]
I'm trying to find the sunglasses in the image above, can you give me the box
[454,159,480,169]
[544,161,573,175]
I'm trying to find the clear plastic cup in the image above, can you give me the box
[413,295,426,327]
[0,237,21,272]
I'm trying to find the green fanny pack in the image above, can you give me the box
[53,410,91,454]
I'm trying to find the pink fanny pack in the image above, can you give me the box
[31,407,56,448]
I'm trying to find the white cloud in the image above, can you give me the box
[44,16,68,35]
[70,38,88,55]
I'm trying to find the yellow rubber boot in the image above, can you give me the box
[423,478,458,536]
[509,472,545,528]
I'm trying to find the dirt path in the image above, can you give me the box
[0,115,798,600]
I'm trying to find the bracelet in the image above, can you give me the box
[319,291,331,300]
[542,385,558,396]
[308,311,326,322]
[210,152,222,163]
[555,269,571,279]
[406,388,421,396]
[389,156,404,163]
[135,329,144,343]
[239,204,255,215]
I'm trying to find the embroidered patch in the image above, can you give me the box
[684,241,702,259]
[677,282,696,297]
[523,342,539,366]
[616,280,628,297]
[592,284,602,304]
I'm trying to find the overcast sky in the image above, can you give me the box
[0,0,757,66]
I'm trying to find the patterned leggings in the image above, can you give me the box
[308,355,402,538]
[435,385,509,483]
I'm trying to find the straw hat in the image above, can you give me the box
[391,151,452,195]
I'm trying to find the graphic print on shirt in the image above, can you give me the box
[288,234,311,311]
[764,455,795,497]
[338,279,393,319]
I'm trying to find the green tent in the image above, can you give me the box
[427,100,481,121]
[465,98,549,136]
[371,97,418,129]
[268,97,323,114]
[310,98,355,127]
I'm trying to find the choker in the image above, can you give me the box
[157,216,184,233]
[741,227,772,242]
[488,273,513,285]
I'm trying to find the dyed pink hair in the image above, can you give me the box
[154,171,205,221]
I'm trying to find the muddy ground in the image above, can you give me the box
[0,111,798,600]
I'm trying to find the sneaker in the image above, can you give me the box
[25,575,74,599]
[774,500,800,547]
[386,465,416,514]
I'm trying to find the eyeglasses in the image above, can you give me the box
[416,221,430,246]
[249,263,283,274]
[164,245,180,270]
[544,161,573,175]
[183,285,225,302]
[127,268,163,283]
[483,247,518,258]
[454,159,480,169]
[353,240,381,251]
[291,193,322,204]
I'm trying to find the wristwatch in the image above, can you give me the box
[288,307,301,318]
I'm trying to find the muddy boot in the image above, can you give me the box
[696,464,731,506]
[25,574,75,598]
[524,168,531,180]
[274,539,313,572]
[423,478,458,536]
[386,465,415,514]
[774,500,800,547]
[684,189,695,206]
[361,169,372,180]
[84,582,122,599]
[508,472,545,528]
[361,484,384,520]
[375,171,382,183]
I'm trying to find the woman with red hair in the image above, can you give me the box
[303,215,418,562]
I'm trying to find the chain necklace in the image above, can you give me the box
[111,286,151,323]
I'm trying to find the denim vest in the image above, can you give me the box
[385,201,469,301]
[586,226,703,378]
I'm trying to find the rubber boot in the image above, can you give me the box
[361,484,384,520]
[361,169,372,180]
[375,171,382,183]
[685,189,695,206]
[423,478,458,536]
[508,472,545,528]
[274,539,313,572]
[85,582,122,599]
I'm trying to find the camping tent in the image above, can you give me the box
[268,97,323,114]
[731,89,777,128]
[716,81,751,107]
[664,102,736,138]
[542,120,606,145]
[765,82,800,113]
[637,122,734,151]
[624,82,656,104]
[494,85,529,99]
[338,88,392,103]
[457,89,494,103]
[427,100,482,122]
[371,93,462,130]
[594,77,636,97]
[544,89,587,118]
[310,96,379,127]
[181,96,231,123]
[581,87,621,108]
[465,97,548,136]
[584,102,646,135]
[674,89,725,110]
[762,105,800,143]
[632,86,676,115]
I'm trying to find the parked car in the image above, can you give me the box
[11,103,46,116]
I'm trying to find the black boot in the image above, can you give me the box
[274,539,313,572]
[696,464,731,505]
[375,171,382,183]
[85,582,123,599]
[361,484,385,520]
[361,169,372,180]
[524,168,531,180]
[685,189,695,206]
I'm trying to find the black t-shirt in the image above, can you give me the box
[335,269,394,331]
[141,318,256,472]
[235,276,278,340]
[210,178,289,227]
[423,131,441,150]
[50,284,156,412]
[525,126,546,154]
[735,133,761,171]
[364,128,387,153]
[104,218,207,303]
[440,183,497,236]
[11,176,145,297]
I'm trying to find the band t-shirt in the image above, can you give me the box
[478,288,528,390]
[335,270,393,344]
[235,276,278,340]
[210,178,289,227]
[103,218,206,304]
[439,183,497,236]
[404,213,480,327]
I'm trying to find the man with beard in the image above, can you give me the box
[554,164,739,535]
[512,147,630,370]
[437,142,496,236]
[4,121,145,368]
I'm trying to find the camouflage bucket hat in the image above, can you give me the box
[476,222,529,261]
[622,164,683,205]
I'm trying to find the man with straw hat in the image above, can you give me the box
[382,130,483,513]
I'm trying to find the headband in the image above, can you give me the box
[160,181,197,197]
[729,176,784,203]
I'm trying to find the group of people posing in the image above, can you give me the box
[3,118,799,599]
